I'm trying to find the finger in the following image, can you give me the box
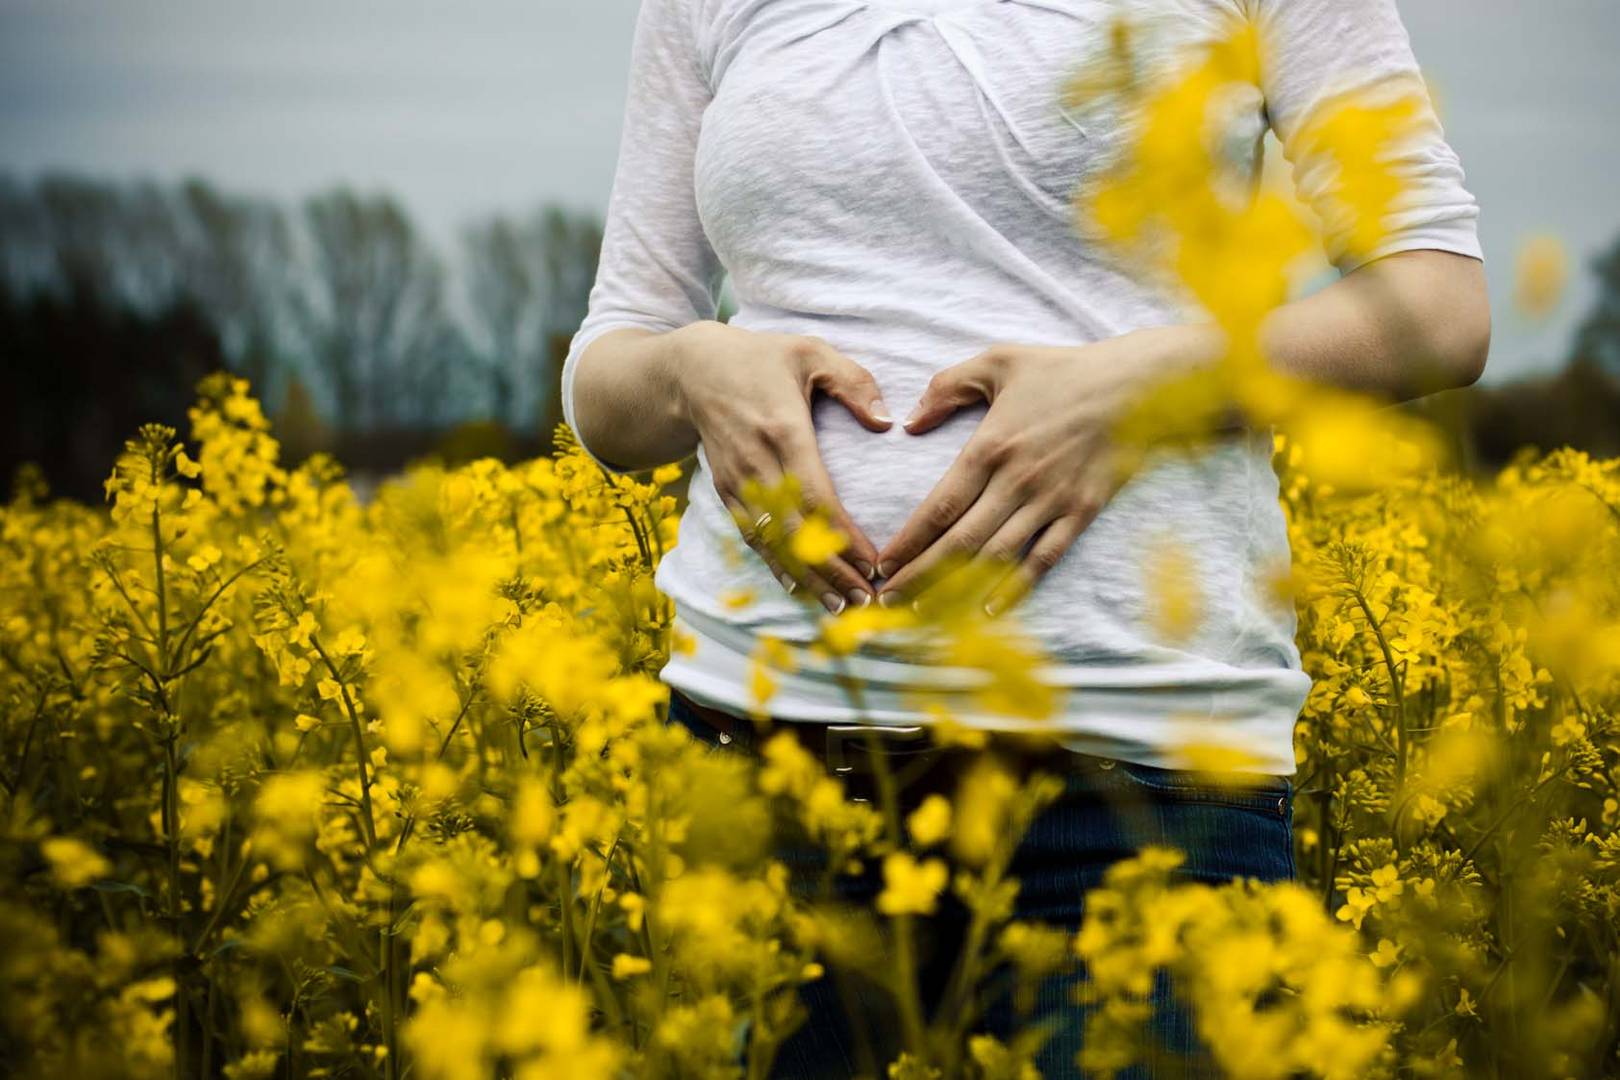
[719,463,820,602]
[775,502,876,613]
[731,463,863,616]
[805,340,894,431]
[875,474,1021,606]
[721,491,800,598]
[874,441,993,578]
[902,350,1003,435]
[980,463,1120,616]
[973,503,1060,617]
[822,497,881,585]
[769,448,879,611]
[774,426,882,586]
[983,513,1089,616]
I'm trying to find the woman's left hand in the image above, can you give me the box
[872,327,1206,616]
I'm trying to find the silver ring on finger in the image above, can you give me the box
[752,510,774,537]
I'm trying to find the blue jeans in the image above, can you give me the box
[665,691,1297,1079]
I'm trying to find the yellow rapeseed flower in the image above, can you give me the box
[877,852,949,916]
[41,836,111,889]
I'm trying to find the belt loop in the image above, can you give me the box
[824,724,927,776]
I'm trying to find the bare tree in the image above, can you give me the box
[173,179,294,401]
[1574,236,1620,377]
[462,214,539,428]
[531,206,602,442]
[1,174,609,448]
[461,204,601,436]
[30,176,148,305]
[293,188,457,431]
[0,177,50,299]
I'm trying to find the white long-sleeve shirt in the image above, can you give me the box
[560,0,1483,774]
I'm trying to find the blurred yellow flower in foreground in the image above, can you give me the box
[40,837,111,889]
[877,852,949,916]
[1514,233,1569,319]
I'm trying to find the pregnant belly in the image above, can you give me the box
[805,386,1277,668]
[809,387,991,554]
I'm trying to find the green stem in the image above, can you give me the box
[824,654,928,1065]
[547,724,575,979]
[933,863,1004,1054]
[745,957,770,1080]
[578,836,622,988]
[308,628,389,1070]
[861,729,929,1062]
[149,467,188,1080]
[150,486,170,673]
[162,732,186,1080]
[381,887,399,1080]
[1352,590,1407,789]
[309,633,377,848]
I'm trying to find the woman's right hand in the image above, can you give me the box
[670,320,892,614]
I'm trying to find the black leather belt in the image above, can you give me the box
[668,689,1072,783]
[666,692,1299,824]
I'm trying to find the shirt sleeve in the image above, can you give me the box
[1245,0,1484,274]
[559,0,725,474]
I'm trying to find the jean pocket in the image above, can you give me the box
[1113,760,1292,818]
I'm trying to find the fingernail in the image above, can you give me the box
[871,399,892,423]
[983,596,1002,617]
[853,558,875,580]
[877,560,894,578]
[821,591,846,614]
[846,588,871,608]
[779,572,799,594]
[878,591,902,608]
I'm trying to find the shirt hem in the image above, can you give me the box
[661,608,1306,776]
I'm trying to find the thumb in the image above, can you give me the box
[903,352,1000,434]
[811,348,894,432]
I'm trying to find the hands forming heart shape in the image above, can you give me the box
[681,321,1209,618]
[870,333,1195,618]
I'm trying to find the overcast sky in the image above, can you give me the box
[2,0,1616,382]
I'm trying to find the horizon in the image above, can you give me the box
[3,0,1617,383]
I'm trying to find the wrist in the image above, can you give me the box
[1127,322,1228,381]
[1124,322,1250,435]
[661,320,728,431]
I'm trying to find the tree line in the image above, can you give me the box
[2,171,1617,502]
[1405,235,1620,472]
[1,173,606,499]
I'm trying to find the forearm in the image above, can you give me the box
[569,323,708,471]
[1260,249,1491,401]
[1141,248,1492,409]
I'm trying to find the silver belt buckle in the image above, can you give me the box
[824,723,928,777]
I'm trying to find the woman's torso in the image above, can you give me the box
[660,0,1306,734]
